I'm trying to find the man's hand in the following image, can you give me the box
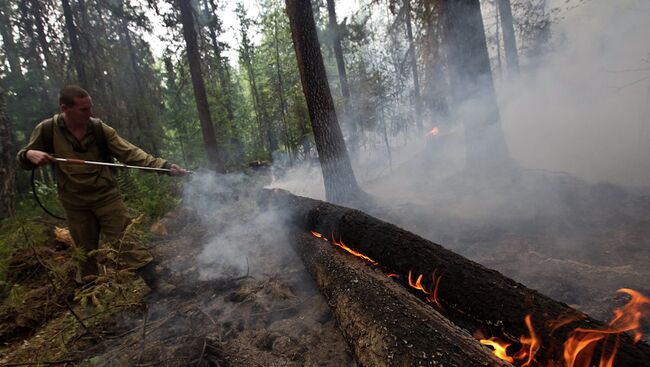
[169,164,188,176]
[26,150,55,166]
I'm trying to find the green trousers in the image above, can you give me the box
[65,199,152,280]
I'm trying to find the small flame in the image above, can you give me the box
[425,127,440,137]
[426,270,444,310]
[310,231,322,238]
[331,235,378,265]
[387,273,399,278]
[408,270,444,309]
[515,315,541,367]
[480,337,514,363]
[408,271,428,294]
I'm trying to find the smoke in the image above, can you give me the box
[500,0,650,187]
[180,170,296,280]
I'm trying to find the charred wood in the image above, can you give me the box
[291,232,507,367]
[259,189,650,366]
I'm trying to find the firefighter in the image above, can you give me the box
[16,85,186,283]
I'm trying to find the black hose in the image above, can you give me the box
[31,168,65,220]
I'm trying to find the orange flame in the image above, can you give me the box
[331,235,378,265]
[387,273,399,278]
[426,270,444,310]
[480,337,514,363]
[425,127,440,137]
[515,315,541,367]
[563,288,649,367]
[408,271,428,293]
[408,270,444,309]
[310,231,322,238]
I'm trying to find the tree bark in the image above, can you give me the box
[259,189,650,367]
[0,88,16,220]
[61,0,88,87]
[0,3,22,80]
[205,0,235,123]
[31,0,58,83]
[292,232,507,367]
[272,14,291,159]
[286,0,362,204]
[325,0,357,142]
[404,0,423,133]
[497,0,519,75]
[178,0,223,172]
[442,0,512,175]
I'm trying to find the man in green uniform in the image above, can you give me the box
[17,85,186,283]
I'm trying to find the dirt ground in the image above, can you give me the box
[1,166,649,365]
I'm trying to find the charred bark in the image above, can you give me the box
[286,0,362,205]
[259,189,650,366]
[292,232,506,367]
[178,0,223,172]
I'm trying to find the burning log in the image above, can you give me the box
[291,231,507,367]
[259,189,650,366]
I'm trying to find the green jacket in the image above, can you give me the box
[17,114,169,209]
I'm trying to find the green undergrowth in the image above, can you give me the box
[0,169,183,364]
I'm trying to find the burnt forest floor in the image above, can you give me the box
[2,165,650,366]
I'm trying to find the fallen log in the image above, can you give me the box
[291,231,508,367]
[259,188,650,366]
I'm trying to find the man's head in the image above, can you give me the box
[59,85,93,125]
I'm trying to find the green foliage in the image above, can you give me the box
[0,206,52,285]
[117,170,181,222]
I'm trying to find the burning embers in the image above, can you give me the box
[308,230,650,367]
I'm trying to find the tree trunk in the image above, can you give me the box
[404,0,423,133]
[497,0,519,75]
[205,0,235,123]
[442,0,512,175]
[259,189,650,367]
[292,232,506,367]
[286,0,362,204]
[178,0,223,172]
[0,88,16,220]
[0,3,22,80]
[326,0,357,143]
[61,0,88,87]
[31,0,58,84]
[272,14,292,160]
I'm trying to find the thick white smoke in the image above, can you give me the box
[500,0,650,187]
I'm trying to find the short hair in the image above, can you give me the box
[59,85,90,107]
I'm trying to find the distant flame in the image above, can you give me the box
[310,231,322,238]
[480,337,514,363]
[387,273,399,278]
[425,127,440,137]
